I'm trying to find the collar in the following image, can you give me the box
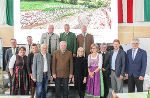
[113,49,119,52]
[101,51,106,54]
[41,52,46,56]
[132,48,138,51]
[48,32,54,36]
[60,50,66,54]
[64,32,70,35]
[12,48,16,51]
[82,33,88,37]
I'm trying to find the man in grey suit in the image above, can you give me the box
[110,39,126,93]
[40,25,59,55]
[5,38,18,94]
[32,44,51,98]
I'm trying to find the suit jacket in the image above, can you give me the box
[77,33,94,58]
[40,33,60,54]
[110,49,126,77]
[100,51,111,76]
[60,32,77,54]
[5,48,18,72]
[126,48,147,78]
[32,52,51,82]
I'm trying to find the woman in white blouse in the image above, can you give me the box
[86,43,104,98]
[9,46,29,95]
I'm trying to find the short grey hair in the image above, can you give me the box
[131,38,140,44]
[100,43,107,48]
[64,24,70,27]
[41,44,47,48]
[60,41,67,46]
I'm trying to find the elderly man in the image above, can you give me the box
[60,24,77,57]
[126,38,147,92]
[40,25,59,54]
[110,39,126,93]
[25,36,33,56]
[5,38,18,94]
[77,25,94,58]
[100,43,111,98]
[52,41,73,98]
[32,44,51,98]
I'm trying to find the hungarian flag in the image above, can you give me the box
[0,0,14,26]
[118,0,150,23]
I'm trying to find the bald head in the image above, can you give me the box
[41,44,47,54]
[81,25,87,34]
[48,25,54,34]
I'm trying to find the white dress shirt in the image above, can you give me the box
[42,53,48,72]
[9,55,16,69]
[132,48,138,59]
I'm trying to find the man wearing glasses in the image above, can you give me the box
[126,38,147,93]
[5,38,18,94]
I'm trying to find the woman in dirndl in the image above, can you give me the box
[86,43,104,98]
[9,46,29,95]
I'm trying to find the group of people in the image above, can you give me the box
[5,24,147,98]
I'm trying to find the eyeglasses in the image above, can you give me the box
[132,43,139,45]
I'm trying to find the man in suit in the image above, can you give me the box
[110,39,126,93]
[77,25,94,58]
[5,38,18,94]
[32,44,52,98]
[52,41,73,98]
[100,43,111,98]
[40,25,59,55]
[126,38,147,92]
[60,24,77,57]
[25,36,33,56]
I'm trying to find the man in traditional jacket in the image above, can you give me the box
[77,25,94,58]
[60,24,77,57]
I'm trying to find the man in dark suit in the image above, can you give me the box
[100,43,111,98]
[5,38,18,94]
[126,38,147,92]
[110,39,126,93]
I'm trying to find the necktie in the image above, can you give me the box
[102,52,105,64]
[48,36,51,54]
[83,34,86,56]
[29,45,31,54]
[12,49,15,55]
[132,50,135,60]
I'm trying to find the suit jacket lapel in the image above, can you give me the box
[133,48,140,62]
[115,49,121,63]
[129,49,133,62]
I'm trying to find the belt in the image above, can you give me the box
[43,72,47,74]
[111,69,115,72]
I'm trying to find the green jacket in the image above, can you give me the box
[60,32,77,54]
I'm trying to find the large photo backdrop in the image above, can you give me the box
[14,0,118,44]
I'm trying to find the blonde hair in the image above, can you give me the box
[77,47,85,57]
[90,43,99,53]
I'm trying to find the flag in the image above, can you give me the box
[118,0,150,23]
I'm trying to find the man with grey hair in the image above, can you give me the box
[40,25,59,55]
[126,38,147,93]
[100,43,111,98]
[77,25,94,58]
[32,44,52,98]
[52,41,73,98]
[60,24,77,57]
